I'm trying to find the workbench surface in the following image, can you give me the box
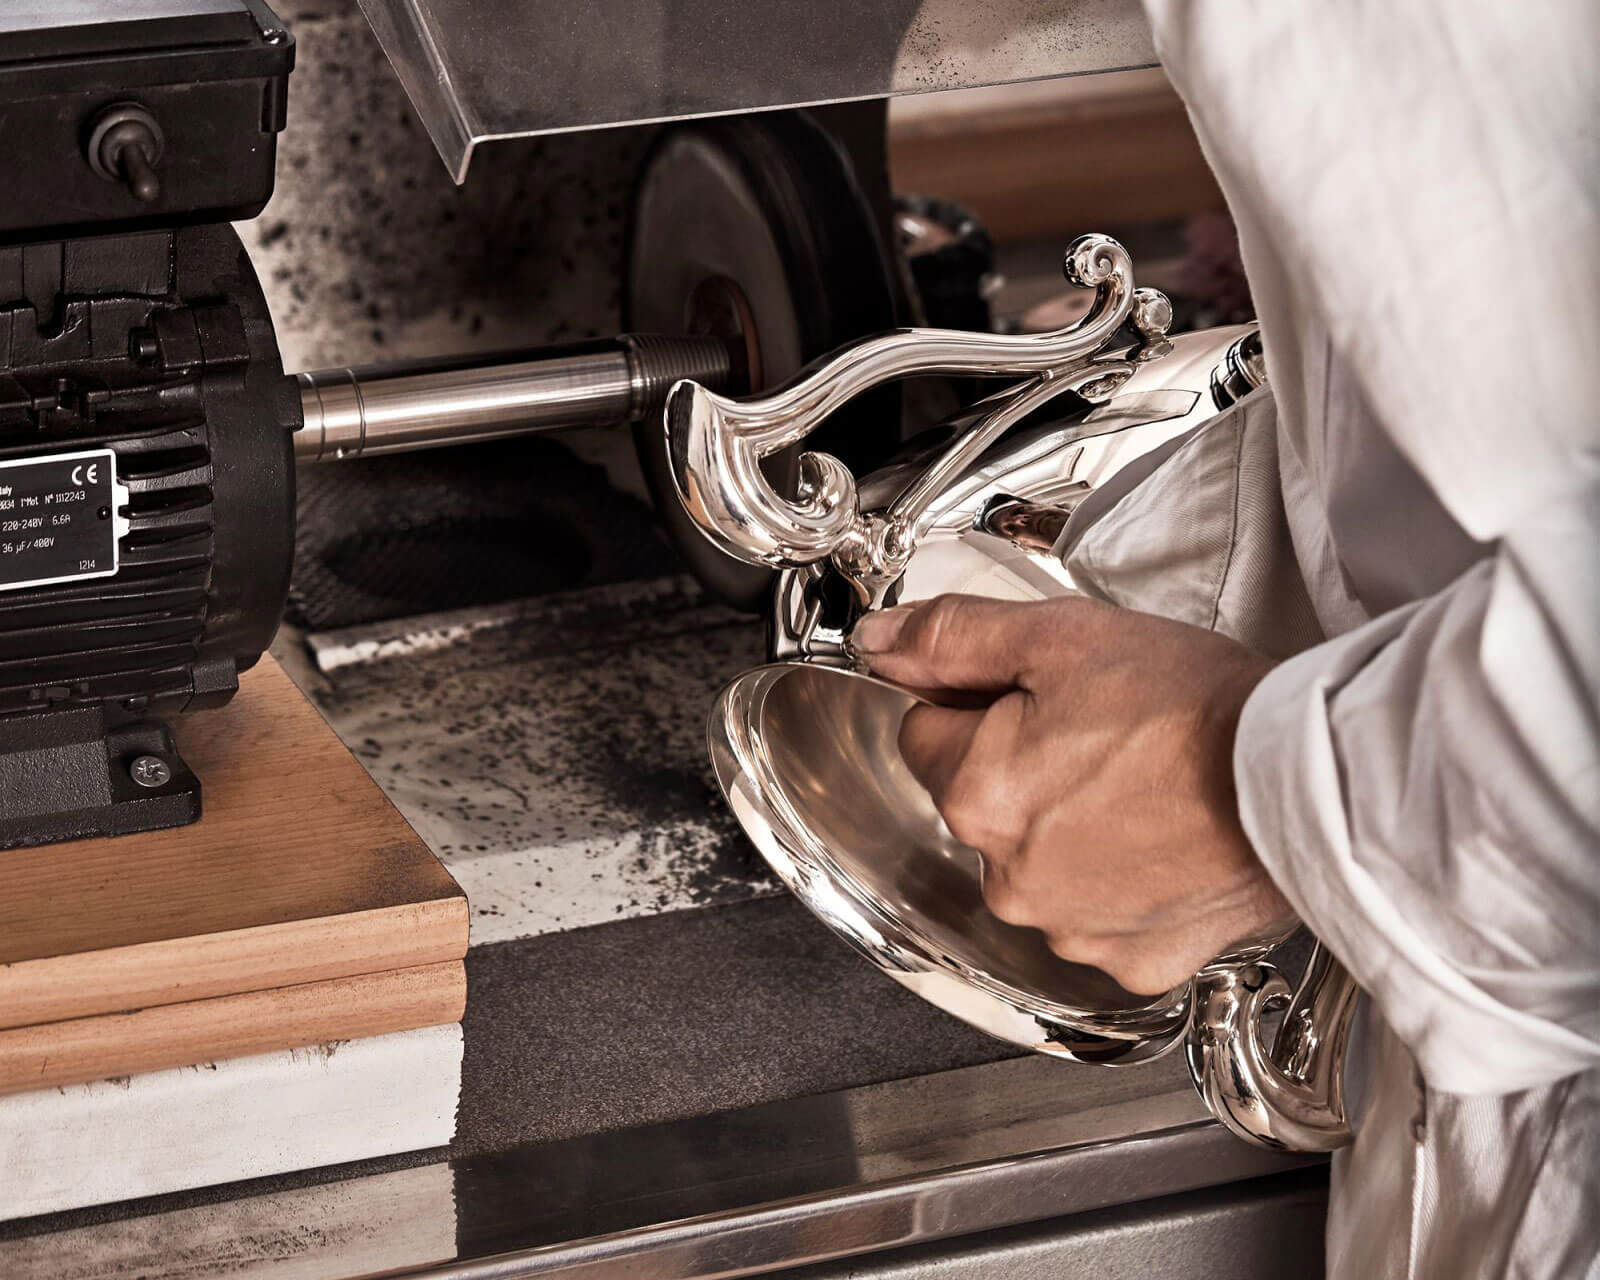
[0,572,1316,1277]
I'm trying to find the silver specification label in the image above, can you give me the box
[0,449,122,592]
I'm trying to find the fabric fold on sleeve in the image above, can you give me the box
[1235,555,1600,1096]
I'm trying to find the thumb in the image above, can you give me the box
[850,594,1054,694]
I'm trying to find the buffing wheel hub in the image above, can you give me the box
[627,112,901,610]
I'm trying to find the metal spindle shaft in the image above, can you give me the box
[294,333,734,462]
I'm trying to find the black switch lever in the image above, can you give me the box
[86,103,166,203]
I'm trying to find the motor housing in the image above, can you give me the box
[0,224,298,848]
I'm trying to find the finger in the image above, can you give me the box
[977,856,1034,928]
[851,595,1085,693]
[897,702,983,805]
[1040,923,1213,997]
[903,692,1032,858]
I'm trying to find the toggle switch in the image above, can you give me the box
[86,103,166,203]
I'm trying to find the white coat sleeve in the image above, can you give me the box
[1235,517,1600,1095]
[1142,0,1600,1094]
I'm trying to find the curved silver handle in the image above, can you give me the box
[664,234,1173,588]
[1186,939,1359,1152]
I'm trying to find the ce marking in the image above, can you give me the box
[70,462,100,486]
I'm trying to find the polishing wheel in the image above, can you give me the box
[280,113,905,626]
[627,112,902,611]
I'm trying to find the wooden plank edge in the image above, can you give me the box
[0,960,465,1096]
[889,77,1224,242]
[0,895,468,1030]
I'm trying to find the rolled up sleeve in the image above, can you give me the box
[1236,516,1600,1095]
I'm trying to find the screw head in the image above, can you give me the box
[129,754,173,789]
[128,328,160,366]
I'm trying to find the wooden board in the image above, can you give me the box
[0,961,463,1095]
[0,656,469,1030]
[890,69,1225,243]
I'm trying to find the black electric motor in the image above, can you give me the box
[0,2,298,848]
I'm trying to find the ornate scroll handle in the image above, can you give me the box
[1186,940,1359,1152]
[664,234,1173,586]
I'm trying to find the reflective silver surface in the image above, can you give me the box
[5,1054,1319,1279]
[1211,329,1268,408]
[665,234,1172,594]
[767,325,1243,662]
[450,1123,1299,1278]
[712,663,1187,1063]
[1188,943,1359,1153]
[296,334,733,462]
[667,236,1356,1152]
[356,0,1155,181]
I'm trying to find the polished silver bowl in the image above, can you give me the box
[711,661,1190,1063]
[670,235,1358,1153]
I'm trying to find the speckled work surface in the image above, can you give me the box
[459,895,1019,1152]
[288,571,1021,1148]
[291,574,778,941]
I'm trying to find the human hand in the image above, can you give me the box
[849,594,1293,995]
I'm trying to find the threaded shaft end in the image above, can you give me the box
[623,333,736,422]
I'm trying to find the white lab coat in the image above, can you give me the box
[1125,3,1598,1274]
